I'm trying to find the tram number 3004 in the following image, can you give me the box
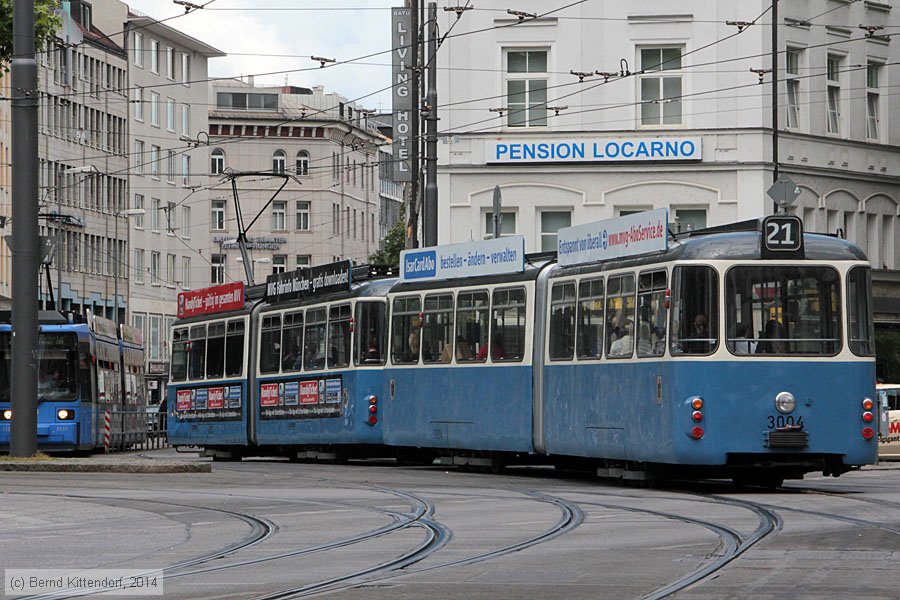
[767,415,804,429]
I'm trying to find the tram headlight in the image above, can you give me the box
[1,410,11,420]
[774,392,796,414]
[56,409,74,420]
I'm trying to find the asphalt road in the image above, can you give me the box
[1,451,899,600]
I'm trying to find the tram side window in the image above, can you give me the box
[355,301,387,365]
[304,308,327,370]
[281,311,304,372]
[725,266,840,356]
[206,322,226,379]
[328,305,352,369]
[456,290,490,363]
[259,315,282,374]
[423,293,454,364]
[606,275,636,359]
[225,320,245,377]
[171,327,188,381]
[671,266,718,356]
[848,267,875,356]
[549,282,576,361]
[391,296,421,364]
[491,287,526,362]
[576,278,604,360]
[188,324,207,380]
[637,271,667,358]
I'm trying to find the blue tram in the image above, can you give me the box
[169,213,878,484]
[0,310,148,453]
[167,264,398,461]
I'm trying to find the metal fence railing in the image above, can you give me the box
[102,408,168,453]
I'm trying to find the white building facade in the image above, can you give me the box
[206,82,383,285]
[435,1,900,328]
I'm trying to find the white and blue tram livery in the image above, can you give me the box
[167,214,877,484]
[0,310,148,453]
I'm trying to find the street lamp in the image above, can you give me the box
[114,208,145,326]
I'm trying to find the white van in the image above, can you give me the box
[878,384,900,460]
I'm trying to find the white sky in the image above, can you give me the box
[124,0,397,111]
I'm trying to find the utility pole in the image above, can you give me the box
[10,0,40,456]
[771,0,780,210]
[423,2,438,247]
[405,0,420,249]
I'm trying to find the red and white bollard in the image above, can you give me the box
[103,410,111,453]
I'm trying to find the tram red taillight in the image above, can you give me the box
[691,426,704,439]
[366,395,378,426]
[691,411,703,422]
[862,427,875,440]
[368,415,378,425]
[369,405,377,414]
[862,411,874,423]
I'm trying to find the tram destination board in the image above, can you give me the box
[761,214,804,259]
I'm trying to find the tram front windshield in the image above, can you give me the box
[725,266,841,356]
[0,332,78,401]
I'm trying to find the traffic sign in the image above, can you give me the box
[767,175,801,210]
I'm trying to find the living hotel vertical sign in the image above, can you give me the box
[392,7,413,181]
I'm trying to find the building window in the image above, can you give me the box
[296,150,309,176]
[211,200,226,230]
[167,253,176,283]
[182,155,191,187]
[785,49,801,130]
[296,201,310,231]
[639,47,683,126]
[211,254,225,284]
[150,251,160,284]
[826,54,842,135]
[867,62,881,141]
[149,316,161,360]
[134,249,144,282]
[182,256,190,287]
[166,201,176,233]
[151,198,160,231]
[211,148,225,175]
[181,104,190,135]
[296,255,311,268]
[540,211,571,252]
[134,140,144,174]
[166,97,175,132]
[272,150,286,174]
[505,50,548,127]
[133,86,143,121]
[166,46,174,80]
[133,32,143,67]
[181,53,191,85]
[272,201,286,230]
[272,255,287,274]
[150,39,159,74]
[150,145,160,178]
[150,92,159,127]
[133,194,144,228]
[673,208,707,233]
[483,211,517,238]
[166,150,175,183]
[182,206,191,237]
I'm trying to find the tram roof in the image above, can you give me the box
[553,230,867,277]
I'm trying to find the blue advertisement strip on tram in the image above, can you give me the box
[175,384,243,421]
[556,208,669,267]
[259,375,344,420]
[400,236,525,282]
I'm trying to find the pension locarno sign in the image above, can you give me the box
[486,137,702,164]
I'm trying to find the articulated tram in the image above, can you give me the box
[0,311,147,453]
[168,212,878,485]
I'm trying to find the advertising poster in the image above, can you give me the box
[260,375,343,420]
